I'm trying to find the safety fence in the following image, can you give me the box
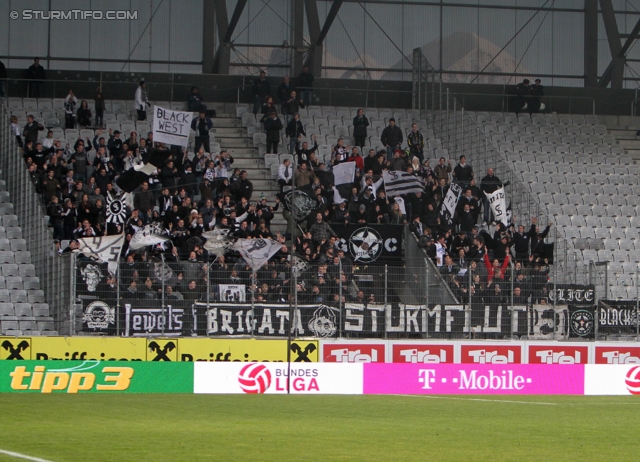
[0,103,71,334]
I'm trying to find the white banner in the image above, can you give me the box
[76,234,125,274]
[333,162,355,185]
[219,284,246,303]
[232,238,282,272]
[486,187,508,225]
[152,106,193,147]
[194,363,363,394]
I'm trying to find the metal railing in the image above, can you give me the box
[0,103,71,334]
[3,76,414,111]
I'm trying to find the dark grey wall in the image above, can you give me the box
[4,68,636,116]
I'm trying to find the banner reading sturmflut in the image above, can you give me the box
[153,106,193,148]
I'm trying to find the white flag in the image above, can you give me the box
[232,238,282,272]
[333,162,355,185]
[439,182,462,226]
[76,234,125,274]
[487,187,508,226]
[152,106,193,147]
[129,223,170,250]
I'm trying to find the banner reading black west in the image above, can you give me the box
[330,224,403,264]
[197,302,340,338]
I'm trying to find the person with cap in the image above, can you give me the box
[135,80,149,121]
[380,118,403,161]
[190,110,214,154]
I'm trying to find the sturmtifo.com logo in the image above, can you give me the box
[238,363,271,394]
[625,366,640,395]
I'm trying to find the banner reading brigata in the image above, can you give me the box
[153,106,193,147]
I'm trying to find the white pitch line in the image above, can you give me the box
[0,449,53,462]
[396,394,558,405]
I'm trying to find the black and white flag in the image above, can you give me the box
[129,222,170,250]
[232,238,282,272]
[487,187,509,226]
[116,148,172,193]
[76,234,125,274]
[382,170,424,196]
[201,229,234,257]
[106,193,127,224]
[439,182,462,227]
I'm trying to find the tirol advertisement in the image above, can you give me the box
[0,361,193,393]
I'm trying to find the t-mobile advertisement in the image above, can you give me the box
[363,364,585,395]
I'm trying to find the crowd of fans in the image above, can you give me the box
[7,65,554,306]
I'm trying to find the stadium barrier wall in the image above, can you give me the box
[0,337,319,362]
[319,339,640,364]
[1,361,638,395]
[0,360,193,393]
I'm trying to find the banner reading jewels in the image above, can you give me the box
[124,300,196,337]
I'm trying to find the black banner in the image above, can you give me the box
[77,261,111,297]
[197,302,340,338]
[547,284,595,304]
[330,224,403,264]
[598,300,639,334]
[81,298,117,334]
[124,300,196,336]
[569,305,596,339]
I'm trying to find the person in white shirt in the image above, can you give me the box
[64,90,78,129]
[134,80,148,121]
[278,158,292,192]
[42,130,55,150]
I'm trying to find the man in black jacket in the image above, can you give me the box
[27,58,46,98]
[286,113,305,154]
[295,139,318,164]
[480,168,503,224]
[252,71,271,115]
[407,123,424,163]
[190,110,213,153]
[0,59,6,98]
[380,118,403,161]
[264,112,283,154]
[22,115,44,145]
[297,66,314,106]
[352,109,369,149]
[277,76,295,114]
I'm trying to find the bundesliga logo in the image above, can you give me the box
[625,366,640,395]
[238,363,271,394]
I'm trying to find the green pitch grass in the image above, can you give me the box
[0,395,638,461]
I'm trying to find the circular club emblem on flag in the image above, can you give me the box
[570,310,593,337]
[238,363,271,394]
[348,227,384,263]
[106,195,126,223]
[625,366,640,395]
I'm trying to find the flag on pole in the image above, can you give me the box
[232,238,283,272]
[76,234,125,274]
[486,187,509,226]
[439,182,462,227]
[382,170,424,196]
